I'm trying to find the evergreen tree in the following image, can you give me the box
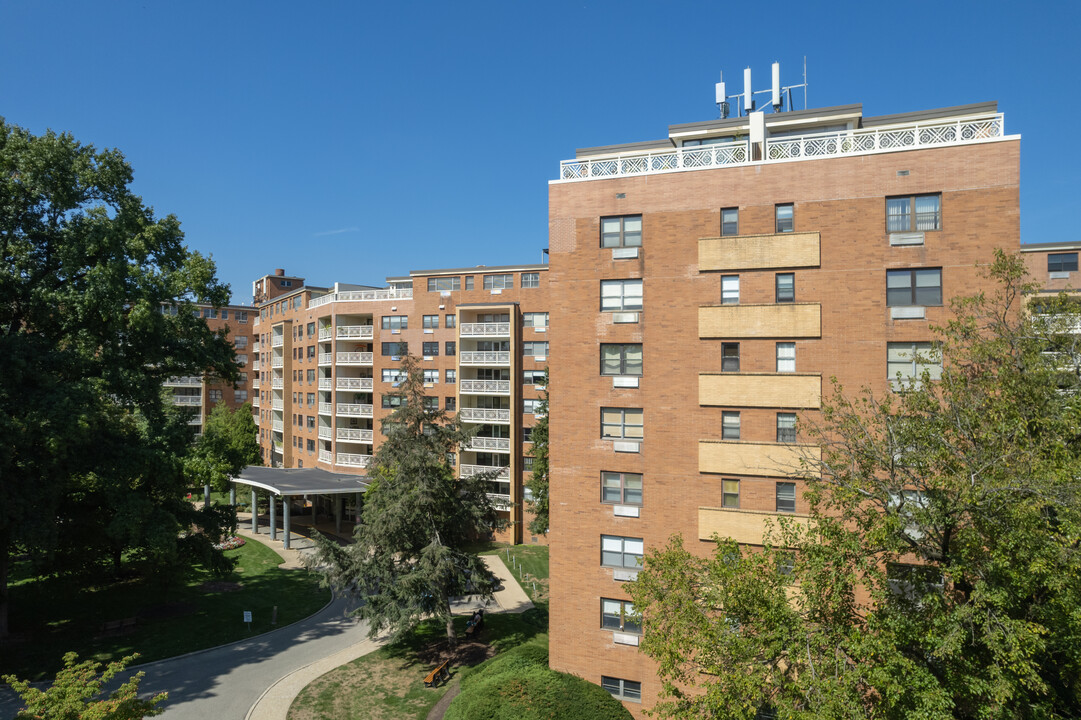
[525,368,549,536]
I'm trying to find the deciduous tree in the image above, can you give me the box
[525,368,549,536]
[630,252,1081,719]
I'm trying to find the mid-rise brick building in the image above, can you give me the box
[545,101,1020,714]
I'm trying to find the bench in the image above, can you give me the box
[97,617,137,638]
[464,609,485,638]
[424,660,450,688]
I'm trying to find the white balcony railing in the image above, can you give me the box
[487,493,513,511]
[558,114,1006,182]
[460,407,512,424]
[252,361,261,371]
[272,420,284,432]
[337,352,374,366]
[252,379,260,389]
[337,325,374,340]
[173,395,202,405]
[337,403,374,418]
[272,399,284,410]
[337,428,374,443]
[273,441,284,452]
[336,452,372,467]
[318,328,333,340]
[252,341,261,353]
[468,436,511,453]
[164,376,202,386]
[272,378,284,389]
[460,322,510,337]
[318,353,333,365]
[318,378,332,390]
[271,357,284,368]
[336,377,374,391]
[252,398,260,408]
[319,449,332,463]
[460,379,511,394]
[460,464,510,479]
[271,336,284,348]
[459,351,510,366]
[318,427,332,440]
[308,288,413,309]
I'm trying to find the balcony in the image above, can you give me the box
[271,336,284,348]
[318,449,332,463]
[460,322,510,337]
[318,427,332,440]
[487,493,513,511]
[272,399,284,410]
[460,464,510,479]
[318,378,332,390]
[467,437,511,453]
[252,379,260,389]
[459,351,510,366]
[337,403,374,418]
[318,328,333,340]
[271,357,284,368]
[273,441,284,453]
[460,379,511,395]
[337,377,374,391]
[252,397,260,408]
[272,420,284,432]
[252,341,261,353]
[319,402,333,415]
[336,452,372,468]
[557,113,1006,181]
[173,395,202,406]
[337,325,374,340]
[272,378,284,389]
[337,428,374,443]
[308,288,413,309]
[188,416,203,425]
[318,353,333,366]
[460,407,511,424]
[252,360,261,371]
[336,352,374,366]
[164,376,202,386]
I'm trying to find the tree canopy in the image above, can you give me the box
[630,252,1081,719]
[185,401,261,494]
[310,354,502,647]
[0,118,239,637]
[525,368,549,536]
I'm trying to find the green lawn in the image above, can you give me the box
[485,545,549,606]
[4,540,330,680]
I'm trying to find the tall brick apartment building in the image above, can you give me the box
[248,264,550,545]
[546,101,1020,713]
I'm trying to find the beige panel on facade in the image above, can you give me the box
[698,232,820,272]
[699,373,821,409]
[698,507,812,544]
[698,440,819,477]
[699,303,821,338]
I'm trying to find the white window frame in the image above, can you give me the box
[601,408,643,441]
[601,279,643,312]
[776,342,795,373]
[601,535,643,569]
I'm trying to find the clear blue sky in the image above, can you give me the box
[3,0,1076,304]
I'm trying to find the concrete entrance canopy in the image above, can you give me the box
[232,466,369,549]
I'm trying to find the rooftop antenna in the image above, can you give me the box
[743,67,754,115]
[714,61,809,116]
[715,72,729,119]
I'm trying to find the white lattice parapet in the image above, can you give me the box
[308,288,413,309]
[557,114,1005,182]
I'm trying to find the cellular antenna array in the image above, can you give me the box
[715,58,808,119]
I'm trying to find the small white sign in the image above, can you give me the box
[243,611,252,623]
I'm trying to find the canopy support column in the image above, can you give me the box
[283,497,291,550]
[251,490,258,533]
[270,494,277,541]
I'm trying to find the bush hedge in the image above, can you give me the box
[445,637,632,720]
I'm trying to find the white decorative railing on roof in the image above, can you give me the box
[309,288,413,309]
[558,114,1005,181]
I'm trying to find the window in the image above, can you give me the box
[601,598,641,634]
[307,439,315,453]
[465,276,474,290]
[886,268,942,306]
[522,426,533,443]
[722,479,739,508]
[445,341,456,356]
[887,194,941,232]
[235,336,248,349]
[721,343,740,372]
[204,307,218,319]
[776,342,795,373]
[523,341,549,357]
[427,277,461,292]
[222,309,229,320]
[307,416,315,429]
[422,397,438,410]
[307,322,315,337]
[600,215,642,248]
[522,272,540,288]
[523,370,545,385]
[445,314,456,328]
[236,354,248,366]
[381,342,408,356]
[423,369,439,383]
[307,345,316,359]
[601,472,642,505]
[523,455,534,471]
[777,413,797,443]
[303,393,312,407]
[234,389,248,402]
[1048,253,1079,273]
[775,273,794,303]
[887,342,942,384]
[523,312,548,328]
[721,207,739,236]
[445,396,456,411]
[601,677,641,703]
[382,395,404,409]
[721,275,739,304]
[209,389,222,402]
[240,372,247,382]
[422,315,439,329]
[281,280,292,287]
[382,368,406,383]
[523,399,543,414]
[601,408,643,441]
[381,316,408,330]
[422,341,439,357]
[722,411,740,440]
[307,369,315,383]
[236,311,248,324]
[601,344,643,376]
[601,535,643,569]
[601,279,643,312]
[483,274,514,290]
[445,369,456,384]
[776,482,796,513]
[775,203,794,233]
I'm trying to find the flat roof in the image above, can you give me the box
[409,263,549,277]
[1020,241,1081,252]
[232,466,370,496]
